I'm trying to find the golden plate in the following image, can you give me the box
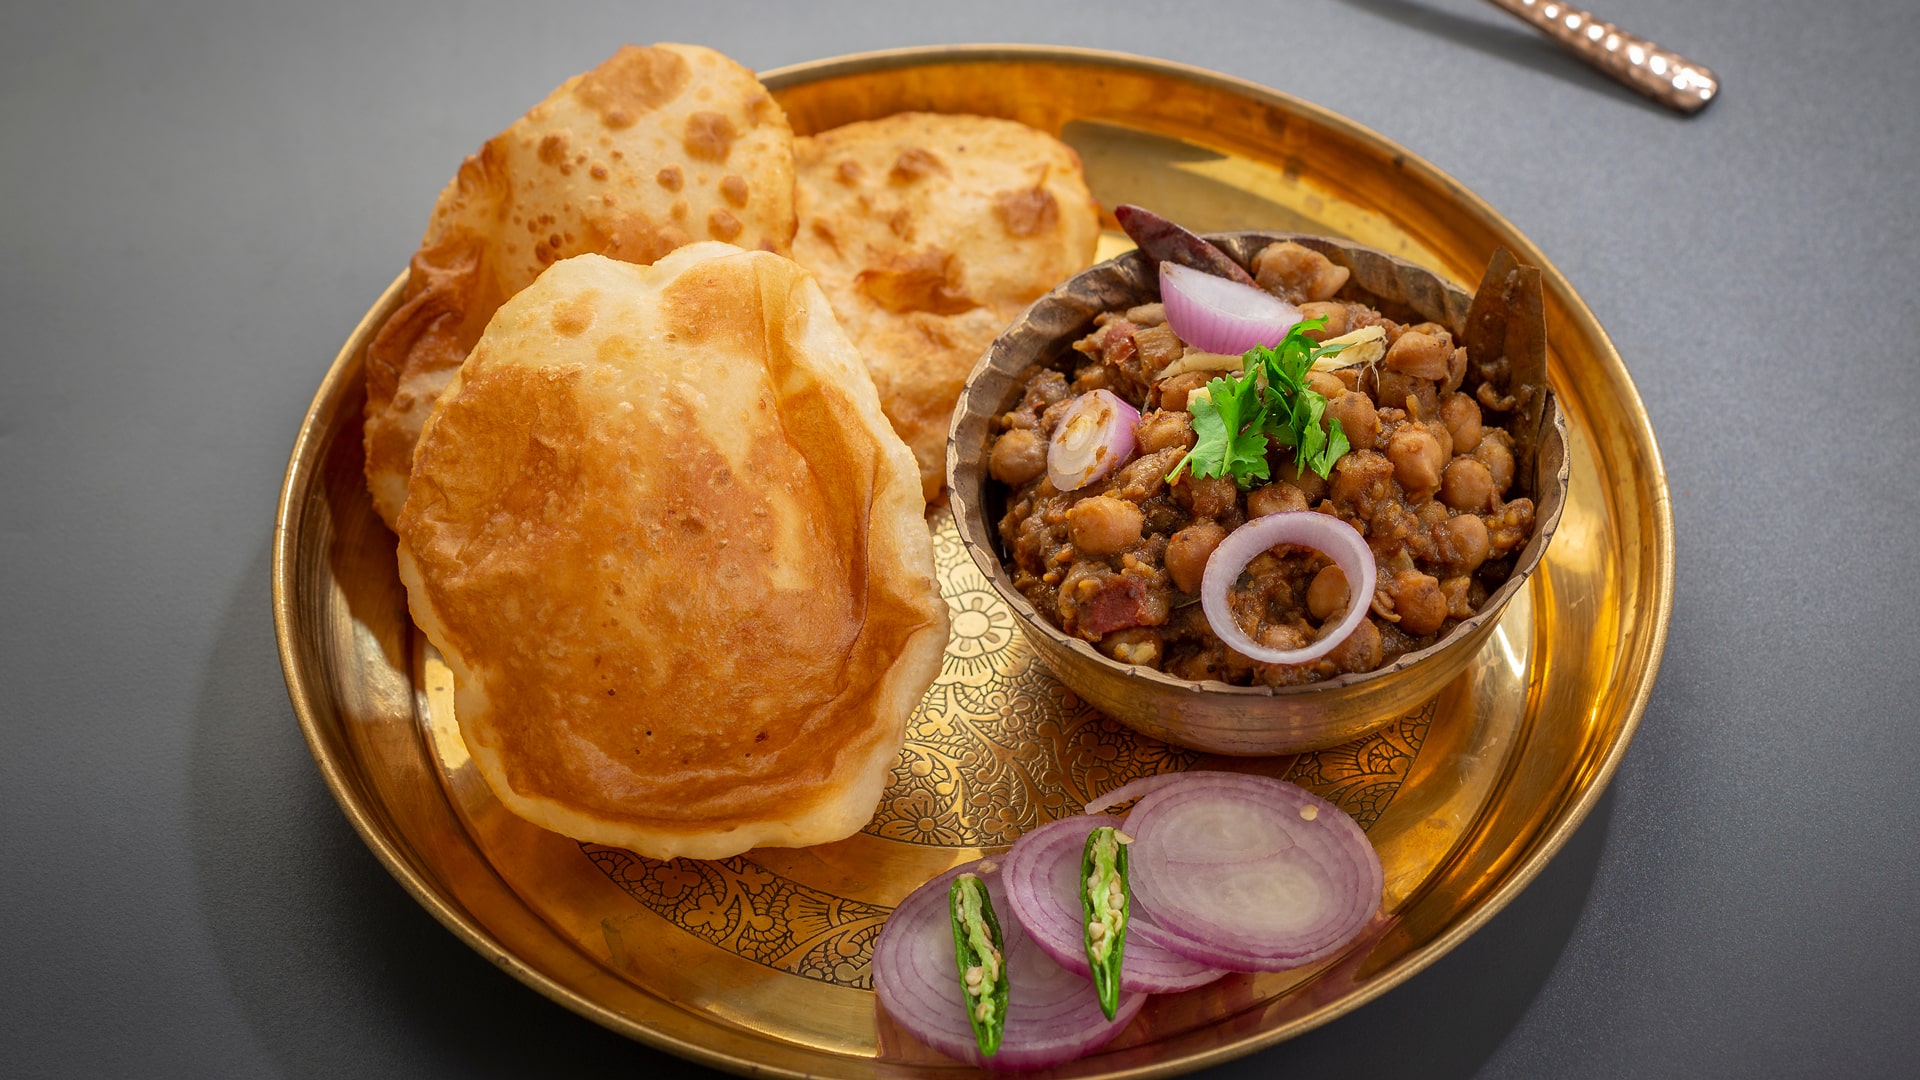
[273,45,1671,1078]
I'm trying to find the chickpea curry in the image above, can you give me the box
[986,240,1540,687]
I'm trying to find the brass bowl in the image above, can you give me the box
[949,232,1570,755]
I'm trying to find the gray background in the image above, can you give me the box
[5,0,1917,1076]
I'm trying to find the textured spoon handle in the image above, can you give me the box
[1483,0,1718,114]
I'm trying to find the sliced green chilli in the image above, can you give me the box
[949,872,1009,1056]
[1081,825,1130,1019]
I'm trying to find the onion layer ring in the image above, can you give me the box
[1199,511,1377,666]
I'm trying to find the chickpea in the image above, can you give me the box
[1306,370,1345,400]
[1387,426,1446,498]
[988,428,1047,486]
[1384,331,1453,381]
[1098,627,1164,668]
[1325,390,1378,452]
[1164,521,1226,593]
[1253,241,1351,303]
[1441,512,1490,573]
[1376,369,1437,419]
[1330,449,1392,506]
[1158,371,1208,412]
[1324,617,1383,672]
[1387,570,1448,635]
[1135,408,1197,454]
[1441,457,1496,512]
[1297,301,1349,339]
[1475,434,1515,493]
[1071,362,1116,394]
[1437,391,1483,454]
[1066,496,1143,557]
[1307,564,1350,622]
[1246,482,1308,518]
[1174,474,1237,519]
[1440,576,1475,619]
[1489,498,1537,556]
[1278,457,1330,503]
[1256,624,1309,653]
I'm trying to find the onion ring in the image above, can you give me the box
[1199,511,1377,666]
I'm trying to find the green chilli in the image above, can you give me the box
[949,872,1009,1056]
[1081,826,1130,1019]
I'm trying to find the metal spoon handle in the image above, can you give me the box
[1482,0,1718,114]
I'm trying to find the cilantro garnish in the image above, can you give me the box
[1167,317,1354,488]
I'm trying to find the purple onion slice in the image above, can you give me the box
[873,859,1145,1070]
[1123,772,1381,972]
[1001,815,1230,995]
[1046,389,1139,492]
[1159,261,1301,357]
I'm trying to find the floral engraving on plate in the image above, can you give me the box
[578,513,1431,983]
[1284,700,1436,829]
[584,847,890,988]
[863,514,1201,847]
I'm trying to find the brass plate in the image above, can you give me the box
[274,46,1671,1078]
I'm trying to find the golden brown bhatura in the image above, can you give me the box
[365,43,798,528]
[792,112,1101,500]
[395,246,949,860]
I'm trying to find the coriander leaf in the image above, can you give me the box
[1292,392,1327,467]
[1311,418,1351,477]
[1243,316,1354,481]
[1168,368,1270,487]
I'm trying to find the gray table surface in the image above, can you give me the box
[6,1,1917,1076]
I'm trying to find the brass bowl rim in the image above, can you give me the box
[947,231,1571,706]
[271,42,1675,1079]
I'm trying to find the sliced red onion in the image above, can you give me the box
[1124,772,1381,972]
[1001,815,1229,995]
[1200,511,1377,666]
[1159,261,1302,357]
[1046,389,1139,492]
[873,859,1145,1070]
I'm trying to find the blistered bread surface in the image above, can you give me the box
[365,43,797,528]
[791,113,1100,498]
[395,247,948,860]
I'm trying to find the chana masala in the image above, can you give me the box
[987,240,1539,687]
